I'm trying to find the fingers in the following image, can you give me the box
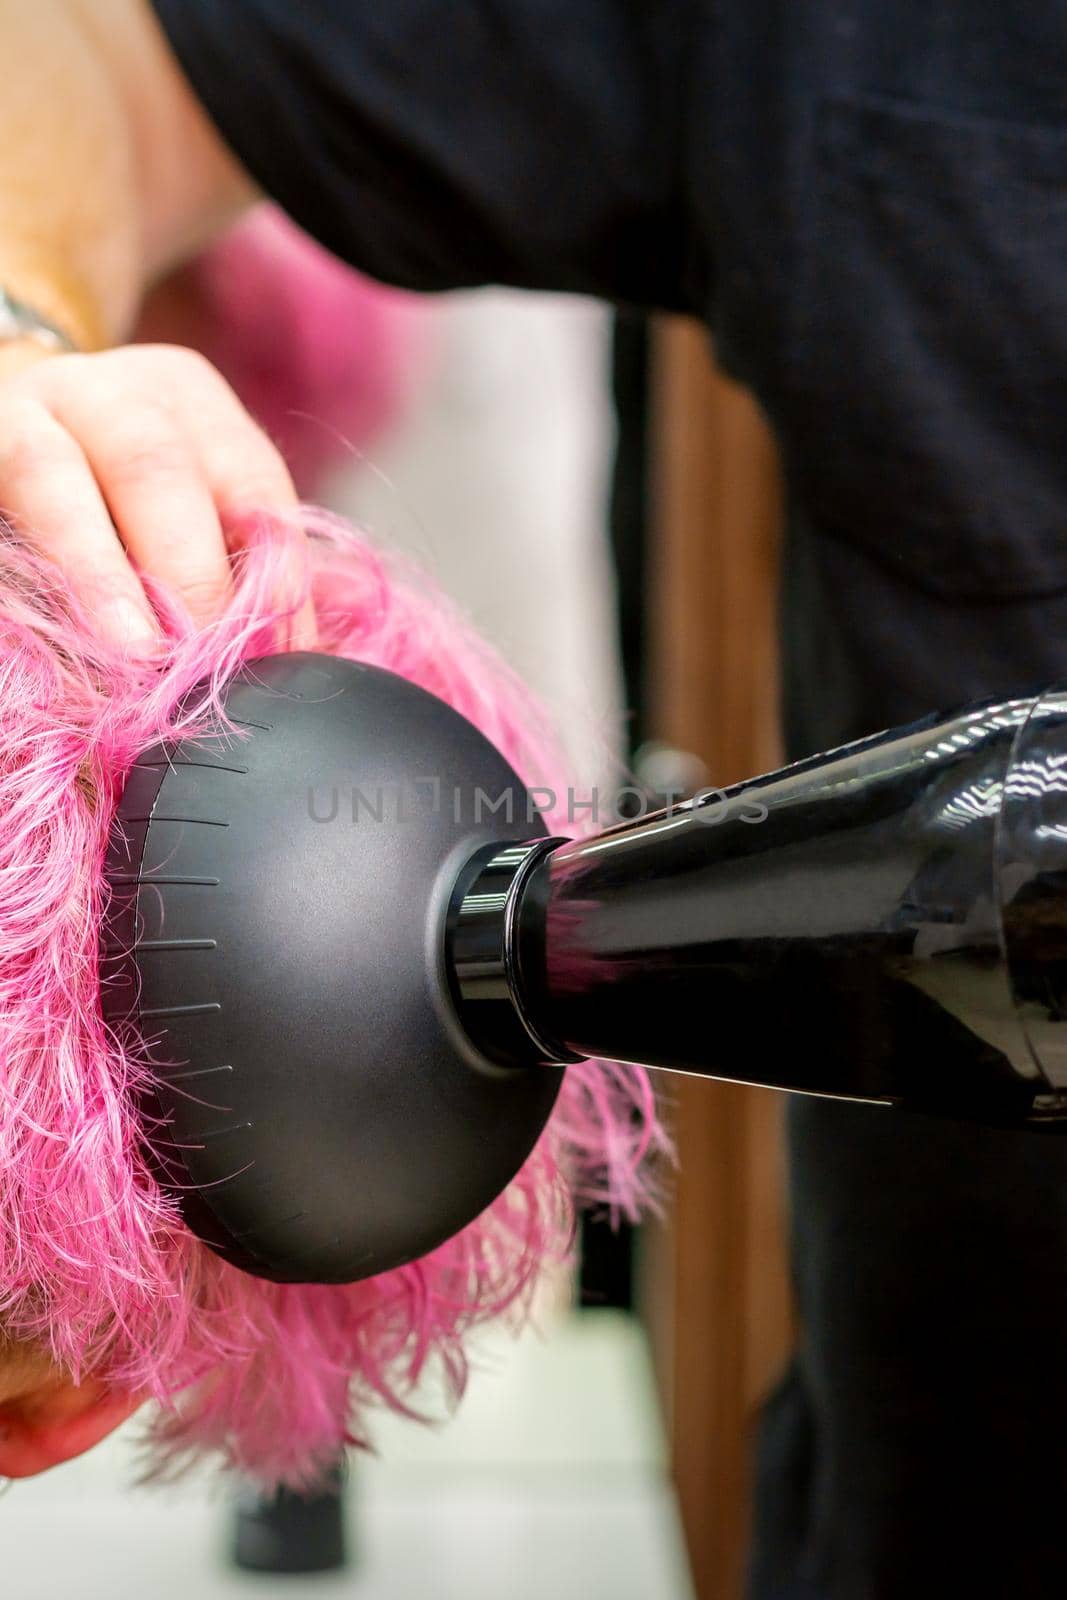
[0,399,159,649]
[168,357,319,650]
[48,386,236,631]
[48,348,319,648]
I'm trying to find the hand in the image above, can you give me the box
[0,342,317,650]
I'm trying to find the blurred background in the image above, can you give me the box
[5,212,792,1600]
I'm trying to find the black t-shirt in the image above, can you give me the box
[150,5,1067,1596]
[152,0,1067,743]
[153,0,702,309]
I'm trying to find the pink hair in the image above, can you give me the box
[136,208,428,494]
[0,512,667,1486]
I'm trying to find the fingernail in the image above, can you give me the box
[103,597,158,653]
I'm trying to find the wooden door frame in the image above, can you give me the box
[640,316,793,1600]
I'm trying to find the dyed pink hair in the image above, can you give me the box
[0,513,666,1486]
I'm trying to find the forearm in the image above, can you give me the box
[0,0,254,356]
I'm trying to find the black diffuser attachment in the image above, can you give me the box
[103,653,563,1285]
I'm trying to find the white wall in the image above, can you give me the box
[322,288,625,793]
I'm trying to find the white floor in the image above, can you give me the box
[2,1308,695,1600]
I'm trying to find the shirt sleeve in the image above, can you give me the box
[150,0,704,311]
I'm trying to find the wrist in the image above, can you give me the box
[0,259,106,347]
[0,337,65,380]
[0,271,105,380]
[0,286,79,353]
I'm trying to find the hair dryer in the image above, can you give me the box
[103,653,1067,1285]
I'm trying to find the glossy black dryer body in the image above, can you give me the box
[497,688,1067,1127]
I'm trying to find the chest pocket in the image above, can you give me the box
[782,93,1067,600]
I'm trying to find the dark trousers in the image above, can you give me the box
[749,1099,1067,1598]
[748,517,1067,1598]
